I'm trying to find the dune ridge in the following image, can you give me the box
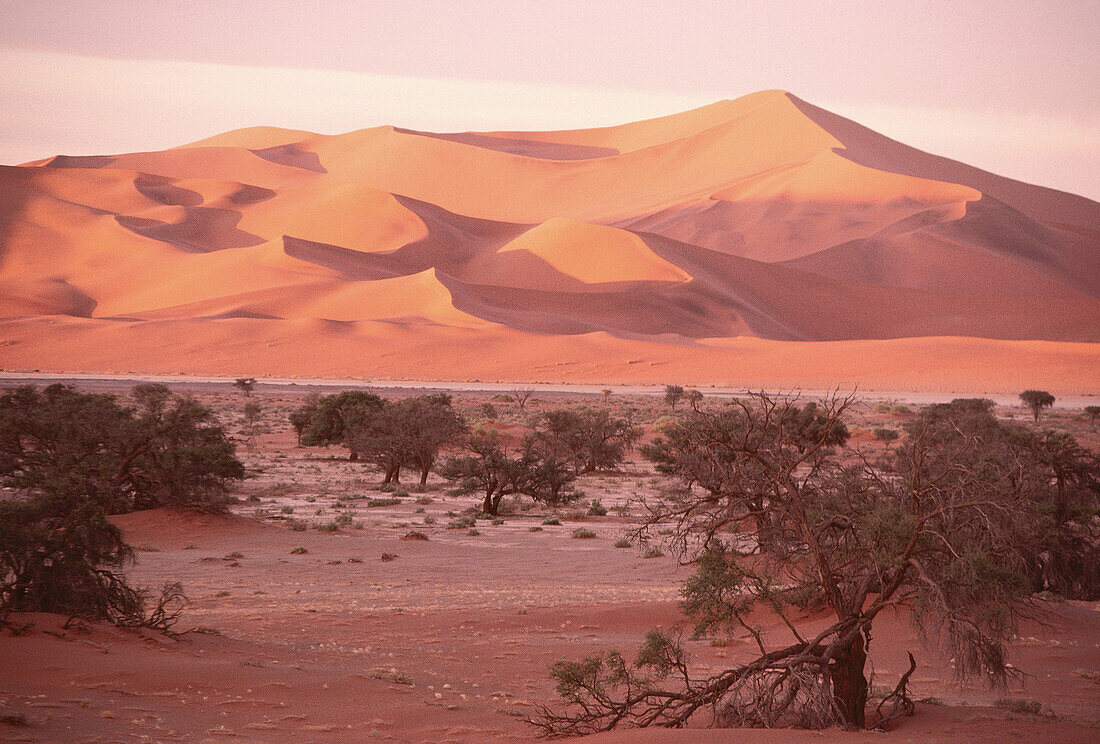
[0,91,1096,391]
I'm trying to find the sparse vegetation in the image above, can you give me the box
[533,392,1100,734]
[1020,389,1056,421]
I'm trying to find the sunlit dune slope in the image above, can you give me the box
[1,91,1097,390]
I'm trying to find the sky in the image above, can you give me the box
[1,0,1097,199]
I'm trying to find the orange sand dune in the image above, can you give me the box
[459,218,691,291]
[1,91,1097,391]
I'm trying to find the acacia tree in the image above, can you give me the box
[533,393,1096,734]
[438,430,521,515]
[540,408,642,474]
[439,428,580,513]
[287,393,319,445]
[0,384,243,514]
[1019,389,1055,421]
[664,385,685,410]
[344,395,465,485]
[399,395,466,486]
[233,378,256,397]
[0,384,241,626]
[299,391,384,459]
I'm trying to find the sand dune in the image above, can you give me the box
[0,91,1097,391]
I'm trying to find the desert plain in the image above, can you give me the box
[1,380,1098,744]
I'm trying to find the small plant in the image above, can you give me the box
[367,497,401,508]
[317,521,339,532]
[415,495,433,505]
[289,546,308,554]
[415,507,426,513]
[246,494,261,502]
[334,513,352,525]
[423,515,436,525]
[614,538,632,548]
[224,552,244,559]
[572,528,597,539]
[381,552,397,562]
[642,544,663,558]
[305,496,316,503]
[448,516,476,529]
[348,557,364,564]
[542,517,561,526]
[492,518,505,525]
[393,488,410,498]
[281,506,294,514]
[994,698,1044,716]
[287,519,307,531]
[529,526,543,532]
[401,531,429,541]
[379,482,397,493]
[467,528,481,536]
[587,499,608,517]
[0,713,30,727]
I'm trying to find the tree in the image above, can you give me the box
[0,492,185,628]
[344,395,466,486]
[0,384,241,627]
[664,385,685,410]
[514,388,535,411]
[533,393,1097,734]
[438,430,521,515]
[1019,390,1055,421]
[233,377,256,397]
[288,394,320,446]
[515,432,579,506]
[399,395,467,486]
[0,384,244,514]
[1084,405,1099,430]
[241,401,262,451]
[540,408,642,474]
[300,391,384,458]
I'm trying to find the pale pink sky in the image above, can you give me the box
[1,0,1097,199]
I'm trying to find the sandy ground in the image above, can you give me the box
[2,385,1098,743]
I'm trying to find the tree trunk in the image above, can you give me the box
[830,632,868,728]
[482,491,497,515]
[419,457,432,487]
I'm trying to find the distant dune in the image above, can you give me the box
[1,90,1097,392]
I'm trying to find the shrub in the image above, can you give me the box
[587,499,608,517]
[289,546,308,554]
[572,528,597,539]
[367,497,400,508]
[542,517,561,526]
[614,538,632,549]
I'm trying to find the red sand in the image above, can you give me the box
[2,500,1096,743]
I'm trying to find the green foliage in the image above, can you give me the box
[299,391,384,448]
[0,384,244,514]
[586,499,608,516]
[538,407,642,474]
[1019,390,1055,421]
[663,385,684,409]
[872,427,899,445]
[571,527,597,539]
[536,391,1100,735]
[344,394,466,485]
